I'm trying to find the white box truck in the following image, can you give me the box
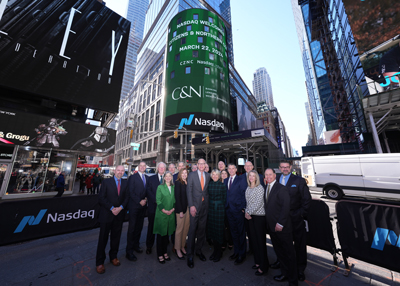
[301,154,400,200]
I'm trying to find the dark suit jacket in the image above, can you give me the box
[264,181,292,233]
[98,177,129,223]
[277,174,311,219]
[187,170,210,210]
[224,175,247,212]
[146,174,161,214]
[173,173,178,182]
[127,172,148,211]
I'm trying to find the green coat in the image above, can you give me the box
[153,184,176,236]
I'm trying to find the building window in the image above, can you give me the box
[148,139,152,153]
[215,42,219,49]
[177,18,182,24]
[155,101,161,131]
[220,72,224,80]
[192,50,198,57]
[204,26,209,32]
[209,53,215,60]
[171,71,175,79]
[181,37,186,45]
[193,14,198,20]
[149,105,155,131]
[198,36,203,43]
[187,25,191,31]
[166,62,168,68]
[185,66,191,74]
[218,32,222,40]
[205,67,210,75]
[169,45,172,52]
[154,137,159,150]
[223,60,227,68]
[175,53,180,61]
[173,30,177,37]
[143,141,147,154]
[208,16,213,23]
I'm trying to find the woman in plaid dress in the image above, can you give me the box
[207,169,227,262]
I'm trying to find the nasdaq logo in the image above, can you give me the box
[179,114,194,129]
[14,209,47,233]
[371,227,400,251]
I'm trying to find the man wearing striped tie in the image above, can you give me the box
[186,158,211,268]
[126,161,148,261]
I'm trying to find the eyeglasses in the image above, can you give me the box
[280,166,291,169]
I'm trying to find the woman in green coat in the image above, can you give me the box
[153,171,176,264]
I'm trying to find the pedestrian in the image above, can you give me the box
[79,171,86,193]
[186,158,210,268]
[92,173,102,194]
[207,169,227,262]
[54,172,65,197]
[126,161,148,261]
[245,170,268,276]
[95,165,129,274]
[86,174,93,195]
[153,172,175,264]
[174,168,190,260]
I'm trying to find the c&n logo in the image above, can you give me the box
[371,227,400,251]
[179,114,225,131]
[14,208,95,233]
[172,85,203,100]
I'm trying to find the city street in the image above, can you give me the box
[1,191,399,286]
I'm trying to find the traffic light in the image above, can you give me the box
[206,136,210,144]
[174,130,178,139]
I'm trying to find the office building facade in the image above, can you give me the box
[252,67,274,109]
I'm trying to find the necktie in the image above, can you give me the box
[201,172,205,201]
[142,174,146,187]
[266,184,271,203]
[117,179,121,196]
[159,175,163,184]
[229,177,233,190]
[282,176,286,186]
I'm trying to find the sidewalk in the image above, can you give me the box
[1,218,399,286]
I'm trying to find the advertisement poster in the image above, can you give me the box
[0,0,130,113]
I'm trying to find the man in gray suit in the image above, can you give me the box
[186,158,210,268]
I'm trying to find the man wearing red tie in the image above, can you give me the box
[96,165,129,274]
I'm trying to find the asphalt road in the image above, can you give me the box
[1,191,399,286]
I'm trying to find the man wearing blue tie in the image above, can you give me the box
[272,161,311,282]
[126,161,148,261]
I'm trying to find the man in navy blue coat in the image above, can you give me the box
[224,163,247,265]
[126,161,148,261]
[96,165,129,274]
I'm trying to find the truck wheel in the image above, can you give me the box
[325,186,343,200]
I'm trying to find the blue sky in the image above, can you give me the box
[106,0,310,155]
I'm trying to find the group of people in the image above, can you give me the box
[96,159,311,286]
[77,171,103,195]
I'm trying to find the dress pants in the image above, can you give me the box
[292,216,307,272]
[93,184,100,194]
[175,208,190,250]
[248,215,269,272]
[223,215,233,247]
[245,216,254,252]
[187,201,208,257]
[157,234,169,256]
[96,218,123,266]
[146,212,156,249]
[270,231,298,286]
[126,207,146,254]
[226,208,246,256]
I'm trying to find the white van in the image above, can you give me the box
[301,154,400,200]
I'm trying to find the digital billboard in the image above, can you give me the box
[343,0,400,90]
[236,98,263,131]
[164,9,231,133]
[0,108,115,155]
[0,0,130,113]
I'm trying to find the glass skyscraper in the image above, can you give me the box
[252,67,274,109]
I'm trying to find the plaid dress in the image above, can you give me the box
[207,180,227,244]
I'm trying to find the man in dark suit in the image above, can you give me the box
[145,162,166,254]
[264,168,297,286]
[186,158,210,268]
[173,161,185,182]
[224,163,247,265]
[272,161,311,281]
[126,161,148,261]
[95,165,129,274]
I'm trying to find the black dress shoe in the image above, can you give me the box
[270,260,281,269]
[213,256,221,262]
[187,257,194,268]
[126,253,137,261]
[255,270,266,276]
[146,248,152,255]
[134,247,143,253]
[209,253,215,261]
[234,255,245,265]
[196,252,206,261]
[298,271,306,281]
[229,253,238,261]
[273,274,287,282]
[252,264,259,270]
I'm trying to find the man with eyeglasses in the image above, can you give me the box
[271,160,311,282]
